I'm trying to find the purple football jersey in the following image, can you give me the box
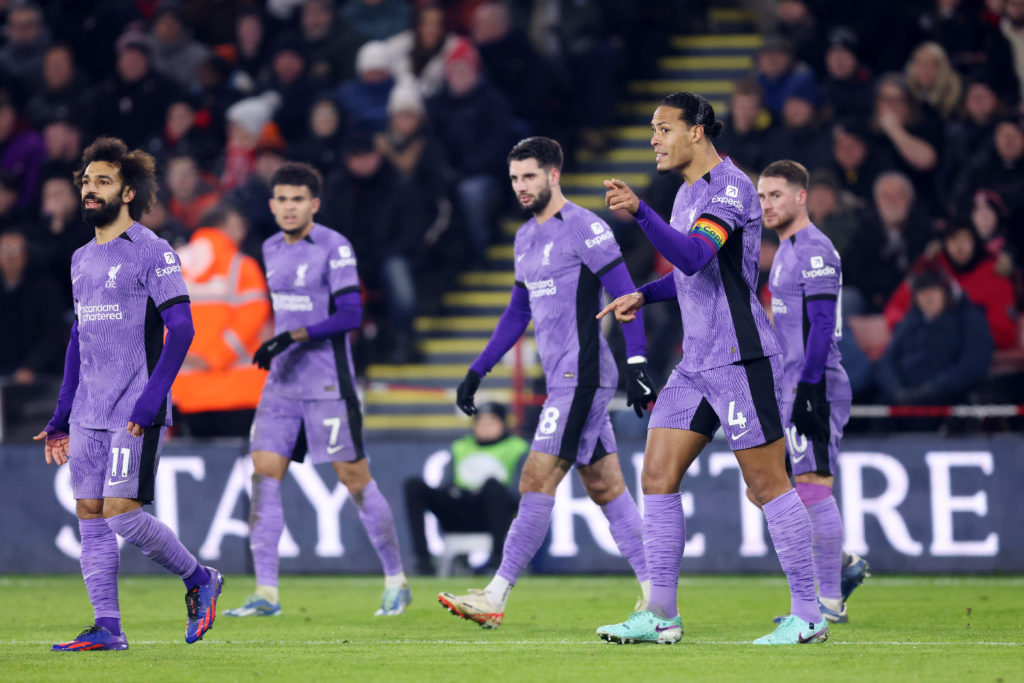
[70,222,189,429]
[513,202,622,388]
[262,223,360,400]
[668,157,781,372]
[769,223,852,401]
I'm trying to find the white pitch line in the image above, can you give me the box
[5,639,1022,647]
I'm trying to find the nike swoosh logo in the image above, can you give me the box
[792,452,807,463]
[798,625,823,643]
[266,270,276,278]
[655,624,680,633]
[327,445,344,454]
[516,255,525,262]
[636,379,652,396]
[106,478,125,487]
[730,429,751,440]
[72,274,84,284]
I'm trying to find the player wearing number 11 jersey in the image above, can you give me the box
[225,162,409,619]
[759,160,867,624]
[439,137,654,629]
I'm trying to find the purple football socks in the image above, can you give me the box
[601,490,649,582]
[496,492,555,584]
[79,517,121,635]
[763,489,822,623]
[106,508,200,582]
[249,474,284,587]
[643,493,684,620]
[798,482,844,601]
[352,480,404,577]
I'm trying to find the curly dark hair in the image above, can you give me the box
[73,136,158,221]
[269,162,323,198]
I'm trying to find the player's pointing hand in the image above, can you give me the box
[603,179,639,215]
[597,291,645,323]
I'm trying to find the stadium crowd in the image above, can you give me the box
[2,0,1023,436]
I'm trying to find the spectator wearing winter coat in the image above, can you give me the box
[875,268,993,405]
[884,222,1018,349]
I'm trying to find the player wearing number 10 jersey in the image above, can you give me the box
[759,160,867,624]
[225,162,409,619]
[439,137,654,629]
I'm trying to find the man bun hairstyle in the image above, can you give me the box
[760,159,810,190]
[507,136,564,171]
[269,161,323,198]
[661,91,724,139]
[74,136,158,221]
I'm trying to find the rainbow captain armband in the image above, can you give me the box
[690,214,730,251]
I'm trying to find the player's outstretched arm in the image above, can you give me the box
[127,302,195,436]
[457,285,531,415]
[606,178,721,276]
[597,260,657,416]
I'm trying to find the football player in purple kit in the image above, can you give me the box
[36,137,221,651]
[438,137,655,629]
[595,93,827,645]
[758,160,869,624]
[224,162,410,619]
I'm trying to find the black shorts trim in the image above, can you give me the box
[558,385,596,463]
[136,427,162,504]
[331,285,361,298]
[718,226,765,360]
[345,397,367,461]
[290,421,308,463]
[741,357,784,445]
[689,397,721,437]
[805,293,837,303]
[594,256,624,278]
[156,295,190,312]
[810,370,833,475]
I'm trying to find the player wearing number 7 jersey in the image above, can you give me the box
[226,162,410,620]
[758,160,867,624]
[440,137,654,629]
[595,93,827,646]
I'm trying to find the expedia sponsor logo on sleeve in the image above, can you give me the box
[710,195,744,211]
[801,265,837,279]
[585,231,614,248]
[330,245,357,269]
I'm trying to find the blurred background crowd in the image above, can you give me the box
[2,0,1023,439]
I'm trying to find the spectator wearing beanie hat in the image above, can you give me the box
[337,40,396,133]
[427,40,515,261]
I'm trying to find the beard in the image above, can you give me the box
[521,185,552,215]
[765,208,798,232]
[81,193,123,227]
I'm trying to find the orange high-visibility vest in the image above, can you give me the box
[172,227,270,414]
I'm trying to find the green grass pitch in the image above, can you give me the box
[1,574,1021,681]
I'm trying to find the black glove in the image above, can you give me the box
[456,369,482,416]
[791,381,826,440]
[625,359,657,417]
[253,332,294,370]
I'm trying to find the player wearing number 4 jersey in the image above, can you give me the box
[226,162,409,620]
[440,137,654,629]
[759,160,868,624]
[595,93,827,645]
[38,137,220,651]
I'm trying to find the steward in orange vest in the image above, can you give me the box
[173,206,271,436]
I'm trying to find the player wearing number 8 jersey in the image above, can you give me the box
[759,160,866,624]
[226,162,409,619]
[595,93,827,645]
[440,137,654,629]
